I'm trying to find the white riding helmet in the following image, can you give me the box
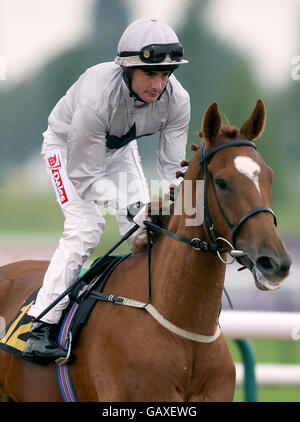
[115,17,188,67]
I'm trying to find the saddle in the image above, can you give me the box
[0,253,129,365]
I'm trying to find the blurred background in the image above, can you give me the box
[0,0,300,401]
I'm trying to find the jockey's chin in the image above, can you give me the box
[140,90,161,103]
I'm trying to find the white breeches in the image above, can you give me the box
[28,141,149,324]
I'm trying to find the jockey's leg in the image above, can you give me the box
[27,199,105,324]
[24,148,104,361]
[23,200,104,361]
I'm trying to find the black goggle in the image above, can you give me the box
[119,43,184,64]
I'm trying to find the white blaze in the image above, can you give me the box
[234,156,261,194]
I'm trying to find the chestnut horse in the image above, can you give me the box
[0,100,291,402]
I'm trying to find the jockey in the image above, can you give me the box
[23,17,190,361]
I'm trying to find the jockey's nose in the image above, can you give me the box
[151,75,164,91]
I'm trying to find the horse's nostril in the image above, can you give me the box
[256,256,276,273]
[256,254,291,276]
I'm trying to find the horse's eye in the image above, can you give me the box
[215,177,228,190]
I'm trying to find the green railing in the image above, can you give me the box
[235,339,258,402]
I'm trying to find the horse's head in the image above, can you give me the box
[196,99,291,290]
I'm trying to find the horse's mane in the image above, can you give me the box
[132,125,239,254]
[132,198,172,254]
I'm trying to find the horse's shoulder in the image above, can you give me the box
[0,261,47,322]
[0,260,49,279]
[0,261,49,295]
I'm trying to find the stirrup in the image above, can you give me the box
[55,332,73,366]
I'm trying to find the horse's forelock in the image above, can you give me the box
[198,126,238,142]
[220,126,238,139]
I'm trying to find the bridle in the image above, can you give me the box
[144,139,277,270]
[199,139,277,263]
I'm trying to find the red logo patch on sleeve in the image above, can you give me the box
[48,153,61,168]
[51,169,69,204]
[46,150,74,207]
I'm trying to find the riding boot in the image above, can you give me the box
[23,320,67,361]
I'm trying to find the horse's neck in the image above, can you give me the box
[150,215,225,336]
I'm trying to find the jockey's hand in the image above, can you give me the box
[168,182,181,202]
[127,202,147,223]
[128,202,150,228]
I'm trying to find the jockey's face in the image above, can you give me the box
[131,68,171,103]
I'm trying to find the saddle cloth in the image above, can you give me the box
[0,254,129,365]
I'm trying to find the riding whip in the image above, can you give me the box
[33,224,140,322]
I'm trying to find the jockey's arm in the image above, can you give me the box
[156,93,191,194]
[66,102,108,201]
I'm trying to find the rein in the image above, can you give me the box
[84,140,279,345]
[135,139,278,342]
[47,140,278,347]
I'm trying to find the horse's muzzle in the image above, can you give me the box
[252,252,292,290]
[236,243,292,291]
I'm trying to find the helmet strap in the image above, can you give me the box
[122,67,147,103]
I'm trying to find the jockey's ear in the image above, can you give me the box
[201,102,221,146]
[240,99,266,140]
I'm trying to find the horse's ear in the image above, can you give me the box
[201,102,221,146]
[240,99,266,140]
